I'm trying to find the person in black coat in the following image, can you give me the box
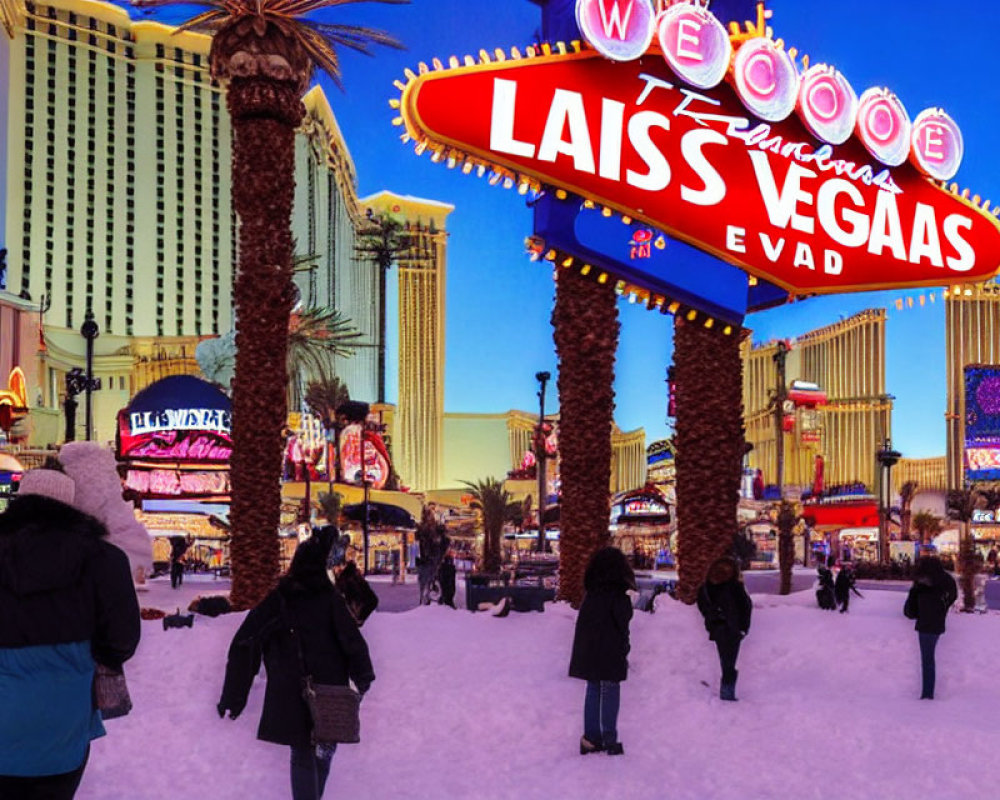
[218,530,375,800]
[568,546,635,756]
[816,562,836,610]
[697,556,752,701]
[334,561,379,626]
[437,553,457,609]
[834,564,859,613]
[0,469,140,799]
[903,556,958,700]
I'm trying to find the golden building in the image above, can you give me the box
[894,456,948,494]
[743,309,891,492]
[944,282,1000,489]
[361,191,452,492]
[0,0,390,444]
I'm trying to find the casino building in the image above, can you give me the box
[0,0,392,444]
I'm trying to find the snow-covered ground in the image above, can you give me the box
[77,586,1000,800]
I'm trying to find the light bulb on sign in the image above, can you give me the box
[575,0,656,63]
[910,108,963,181]
[855,88,911,167]
[796,64,858,145]
[732,37,799,122]
[657,2,731,90]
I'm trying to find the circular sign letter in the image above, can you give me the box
[732,38,798,122]
[656,2,730,89]
[576,0,656,63]
[855,88,911,166]
[910,108,963,181]
[796,64,858,145]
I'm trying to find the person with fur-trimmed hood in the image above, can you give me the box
[0,468,140,798]
[569,546,636,757]
[697,556,753,702]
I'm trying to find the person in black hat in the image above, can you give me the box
[218,529,375,800]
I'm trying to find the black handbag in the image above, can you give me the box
[94,663,133,720]
[283,595,362,745]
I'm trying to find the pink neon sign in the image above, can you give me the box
[575,0,655,62]
[732,37,798,122]
[855,88,911,167]
[656,2,731,90]
[797,64,858,145]
[910,108,963,181]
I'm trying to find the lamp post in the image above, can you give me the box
[535,370,551,553]
[877,438,901,565]
[80,311,100,441]
[772,341,790,499]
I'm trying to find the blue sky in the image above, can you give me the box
[139,1,1000,460]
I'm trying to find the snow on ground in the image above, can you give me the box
[77,586,1000,800]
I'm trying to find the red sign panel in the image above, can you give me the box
[402,52,1000,294]
[117,409,232,464]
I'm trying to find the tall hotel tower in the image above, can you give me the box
[0,0,385,443]
[361,191,451,492]
[743,310,892,492]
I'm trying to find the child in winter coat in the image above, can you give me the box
[697,556,753,701]
[568,546,635,756]
[903,556,958,700]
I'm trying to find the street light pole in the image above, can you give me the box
[535,371,551,553]
[877,438,901,565]
[80,311,100,442]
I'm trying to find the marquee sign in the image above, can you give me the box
[395,3,1000,298]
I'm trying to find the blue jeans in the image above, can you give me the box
[290,744,336,800]
[918,632,940,699]
[584,681,621,746]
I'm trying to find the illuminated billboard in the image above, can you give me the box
[964,365,1000,481]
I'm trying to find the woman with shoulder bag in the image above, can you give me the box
[218,529,375,800]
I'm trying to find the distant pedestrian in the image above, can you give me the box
[218,529,375,800]
[834,564,860,613]
[816,563,836,610]
[903,556,958,700]
[169,536,188,589]
[438,553,457,609]
[0,468,141,799]
[697,557,752,702]
[569,546,635,756]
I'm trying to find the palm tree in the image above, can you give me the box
[898,480,918,540]
[305,374,350,483]
[134,0,405,609]
[551,268,619,608]
[288,306,362,406]
[775,500,798,595]
[947,487,982,611]
[462,478,511,574]
[672,318,745,603]
[355,212,411,403]
[911,510,942,546]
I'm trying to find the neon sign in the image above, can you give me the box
[402,54,1000,294]
[657,1,731,90]
[575,0,655,62]
[732,37,798,122]
[796,64,857,146]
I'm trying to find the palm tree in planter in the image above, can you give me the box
[551,267,619,608]
[911,510,942,547]
[946,487,982,611]
[462,478,511,575]
[134,0,405,609]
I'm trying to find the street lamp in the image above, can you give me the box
[80,311,101,441]
[535,370,551,553]
[877,438,901,564]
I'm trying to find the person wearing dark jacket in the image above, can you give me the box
[218,529,375,800]
[568,546,635,756]
[816,563,836,610]
[697,556,752,702]
[904,556,958,700]
[437,553,457,609]
[0,469,141,799]
[834,564,858,613]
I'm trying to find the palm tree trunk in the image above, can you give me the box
[227,78,305,610]
[552,269,619,607]
[673,318,744,603]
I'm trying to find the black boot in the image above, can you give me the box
[605,742,624,756]
[720,669,739,701]
[580,737,603,755]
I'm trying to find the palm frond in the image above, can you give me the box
[174,9,230,33]
[301,21,404,53]
[287,307,362,385]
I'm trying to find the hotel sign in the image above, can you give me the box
[398,2,1000,296]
